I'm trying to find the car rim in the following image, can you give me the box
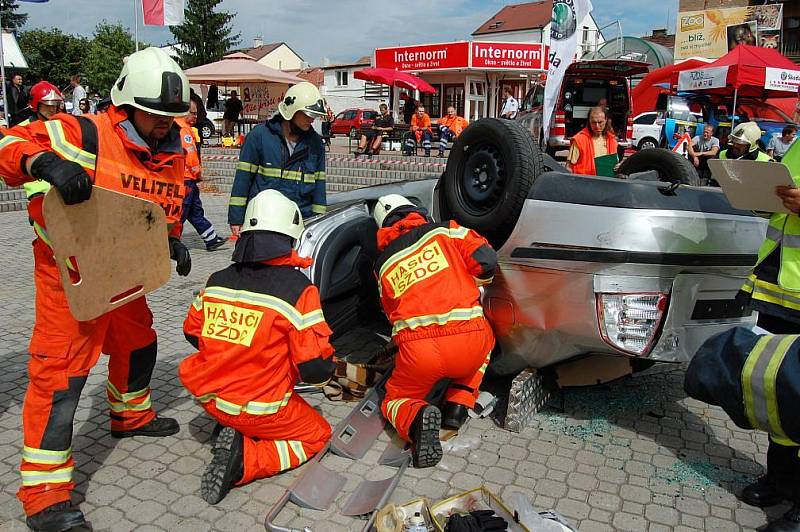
[202,126,212,138]
[458,144,505,215]
[640,140,656,150]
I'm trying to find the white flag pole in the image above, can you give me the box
[133,0,139,51]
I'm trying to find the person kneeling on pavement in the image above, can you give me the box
[179,190,336,504]
[373,194,497,468]
[686,327,800,532]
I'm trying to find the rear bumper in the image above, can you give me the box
[483,266,757,375]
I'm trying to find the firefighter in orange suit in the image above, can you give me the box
[373,194,497,468]
[180,189,336,505]
[0,47,192,532]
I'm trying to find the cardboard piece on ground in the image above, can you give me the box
[555,355,633,387]
[709,159,794,214]
[43,186,171,321]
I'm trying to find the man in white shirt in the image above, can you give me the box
[767,125,797,162]
[500,87,518,119]
[70,75,86,116]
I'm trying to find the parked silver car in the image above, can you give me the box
[298,119,765,383]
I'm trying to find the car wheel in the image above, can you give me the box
[618,148,699,186]
[442,118,543,249]
[638,138,658,150]
[199,119,214,140]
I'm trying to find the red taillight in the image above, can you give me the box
[597,292,668,356]
[626,116,634,139]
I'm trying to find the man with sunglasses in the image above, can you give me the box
[229,81,328,240]
[0,47,191,531]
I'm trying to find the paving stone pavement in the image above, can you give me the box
[0,193,787,531]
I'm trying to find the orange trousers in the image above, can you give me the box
[18,240,160,516]
[382,320,495,442]
[203,393,331,485]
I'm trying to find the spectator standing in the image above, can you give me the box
[207,84,219,110]
[793,86,800,124]
[767,125,797,162]
[688,124,721,184]
[500,86,518,119]
[435,106,469,157]
[70,75,86,116]
[78,98,92,115]
[565,106,618,175]
[355,103,393,157]
[5,74,29,126]
[189,88,208,123]
[401,92,419,124]
[223,90,243,137]
[321,104,334,148]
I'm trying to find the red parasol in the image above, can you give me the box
[353,67,437,94]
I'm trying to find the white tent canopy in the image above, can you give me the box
[184,52,303,85]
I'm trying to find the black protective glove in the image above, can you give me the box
[469,510,508,531]
[169,237,191,276]
[445,514,481,532]
[30,152,93,205]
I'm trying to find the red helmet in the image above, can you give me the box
[29,81,64,110]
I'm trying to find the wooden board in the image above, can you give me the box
[43,186,171,321]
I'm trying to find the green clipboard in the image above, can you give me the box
[594,153,619,177]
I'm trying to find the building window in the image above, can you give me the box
[336,71,349,87]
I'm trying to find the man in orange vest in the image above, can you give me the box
[372,194,496,467]
[180,189,335,505]
[175,98,227,251]
[404,106,433,157]
[435,106,469,157]
[565,106,619,176]
[0,47,191,531]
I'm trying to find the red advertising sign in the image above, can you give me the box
[471,41,547,70]
[375,41,470,71]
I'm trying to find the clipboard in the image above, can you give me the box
[594,153,618,177]
[708,159,795,214]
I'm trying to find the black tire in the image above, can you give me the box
[618,148,699,186]
[638,137,658,151]
[442,118,543,249]
[198,119,214,140]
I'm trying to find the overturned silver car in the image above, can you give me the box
[299,118,766,383]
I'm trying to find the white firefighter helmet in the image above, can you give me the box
[729,121,762,152]
[111,47,190,117]
[241,189,304,240]
[278,81,326,121]
[373,194,416,228]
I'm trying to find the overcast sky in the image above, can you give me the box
[18,0,680,66]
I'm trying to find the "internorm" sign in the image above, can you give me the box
[375,41,548,72]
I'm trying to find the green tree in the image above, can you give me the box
[18,29,88,88]
[169,0,240,68]
[0,0,28,32]
[83,22,144,97]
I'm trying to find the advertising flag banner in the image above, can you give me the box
[765,67,800,93]
[677,66,729,91]
[142,0,185,26]
[543,0,593,141]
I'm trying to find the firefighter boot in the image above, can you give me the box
[441,401,469,431]
[409,404,442,468]
[111,416,180,439]
[741,476,788,508]
[26,501,86,532]
[765,504,800,532]
[201,426,244,504]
